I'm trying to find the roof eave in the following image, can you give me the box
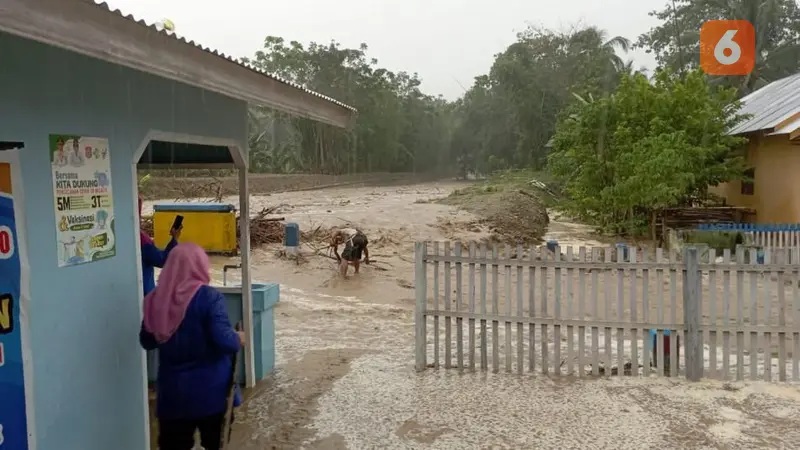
[0,0,357,129]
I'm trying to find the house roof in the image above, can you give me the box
[728,73,800,137]
[0,0,357,129]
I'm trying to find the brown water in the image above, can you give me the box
[147,182,800,450]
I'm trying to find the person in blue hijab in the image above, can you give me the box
[139,194,180,295]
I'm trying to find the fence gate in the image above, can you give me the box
[414,241,800,382]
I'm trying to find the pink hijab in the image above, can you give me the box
[143,242,210,343]
[139,194,154,246]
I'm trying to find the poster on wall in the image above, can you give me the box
[0,161,30,449]
[50,135,116,267]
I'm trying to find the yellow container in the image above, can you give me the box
[152,203,237,254]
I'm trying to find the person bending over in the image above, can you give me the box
[331,227,369,277]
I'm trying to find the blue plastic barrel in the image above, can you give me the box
[284,222,300,247]
[616,243,628,261]
[649,329,679,373]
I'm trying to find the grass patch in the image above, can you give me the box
[681,230,744,253]
[444,169,559,207]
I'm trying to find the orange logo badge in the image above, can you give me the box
[700,20,755,75]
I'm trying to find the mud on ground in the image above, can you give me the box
[437,183,550,245]
[138,171,447,200]
[141,179,800,450]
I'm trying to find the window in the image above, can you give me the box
[741,168,755,195]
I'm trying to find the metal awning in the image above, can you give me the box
[728,73,800,137]
[0,0,357,129]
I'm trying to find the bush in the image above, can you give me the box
[681,230,744,253]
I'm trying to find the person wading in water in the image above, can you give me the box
[330,227,369,278]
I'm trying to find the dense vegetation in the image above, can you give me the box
[241,0,800,232]
[242,38,454,174]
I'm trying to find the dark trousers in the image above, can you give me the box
[158,413,226,450]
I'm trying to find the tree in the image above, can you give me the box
[451,25,634,173]
[637,0,800,96]
[242,37,456,174]
[547,69,749,234]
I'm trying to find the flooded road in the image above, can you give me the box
[149,181,800,449]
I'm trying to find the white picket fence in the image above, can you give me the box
[746,230,800,252]
[414,242,800,382]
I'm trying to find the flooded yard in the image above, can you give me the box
[147,180,800,449]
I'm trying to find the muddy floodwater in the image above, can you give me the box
[147,181,800,449]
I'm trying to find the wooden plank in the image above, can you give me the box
[541,247,550,375]
[708,249,718,379]
[554,246,562,375]
[642,248,650,377]
[480,243,488,371]
[423,311,791,333]
[455,242,464,371]
[468,242,476,371]
[578,247,587,376]
[566,246,575,375]
[491,246,500,373]
[516,244,524,375]
[504,244,513,373]
[656,248,665,377]
[684,247,702,381]
[414,242,428,371]
[433,242,440,369]
[630,248,639,376]
[669,251,678,378]
[592,248,600,376]
[736,249,745,381]
[444,242,452,369]
[777,248,787,382]
[723,249,732,380]
[617,246,625,376]
[764,248,773,382]
[425,254,798,273]
[605,247,613,376]
[529,246,536,373]
[793,247,800,381]
[748,248,758,381]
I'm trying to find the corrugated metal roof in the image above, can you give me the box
[728,72,800,135]
[92,0,357,113]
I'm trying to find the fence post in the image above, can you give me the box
[683,246,703,381]
[415,241,428,372]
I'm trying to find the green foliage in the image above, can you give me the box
[243,37,455,174]
[682,230,744,253]
[450,26,637,173]
[637,0,800,96]
[548,69,749,234]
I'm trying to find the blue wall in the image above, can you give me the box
[0,33,247,450]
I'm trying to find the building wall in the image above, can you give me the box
[0,33,247,450]
[711,134,800,224]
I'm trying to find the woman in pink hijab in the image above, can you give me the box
[139,243,245,450]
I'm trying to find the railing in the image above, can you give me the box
[697,223,800,250]
[415,242,800,382]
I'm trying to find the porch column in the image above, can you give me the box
[238,167,255,387]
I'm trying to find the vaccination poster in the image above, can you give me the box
[0,162,30,449]
[50,135,116,267]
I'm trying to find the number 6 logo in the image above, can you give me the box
[700,20,755,75]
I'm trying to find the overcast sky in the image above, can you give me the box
[105,0,666,99]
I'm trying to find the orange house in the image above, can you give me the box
[711,73,800,224]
